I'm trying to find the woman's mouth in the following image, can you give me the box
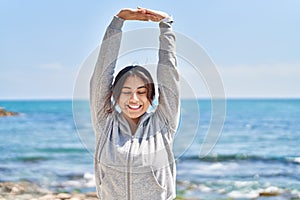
[127,104,142,110]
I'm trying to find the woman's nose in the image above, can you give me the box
[130,92,139,102]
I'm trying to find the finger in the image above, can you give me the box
[144,8,168,19]
[148,15,160,22]
[137,7,165,19]
[137,10,146,15]
[137,6,146,13]
[143,8,159,15]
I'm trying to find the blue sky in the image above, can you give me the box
[1,0,299,99]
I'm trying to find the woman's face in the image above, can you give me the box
[118,76,151,123]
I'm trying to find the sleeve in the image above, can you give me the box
[156,18,180,133]
[90,16,124,140]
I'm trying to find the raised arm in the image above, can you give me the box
[90,16,124,139]
[136,8,180,132]
[157,18,180,132]
[140,8,180,132]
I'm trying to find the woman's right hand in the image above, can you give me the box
[116,8,170,22]
[138,7,169,22]
[116,8,150,21]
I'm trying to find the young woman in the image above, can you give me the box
[90,7,180,200]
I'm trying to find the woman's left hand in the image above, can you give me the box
[116,8,150,21]
[137,7,170,22]
[116,7,170,22]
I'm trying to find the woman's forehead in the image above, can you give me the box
[122,76,146,89]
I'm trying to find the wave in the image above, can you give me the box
[178,154,300,164]
[12,148,86,163]
[50,172,96,192]
[15,156,50,163]
[35,147,85,153]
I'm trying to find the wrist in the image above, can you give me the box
[109,16,125,29]
[116,14,125,20]
[160,16,173,23]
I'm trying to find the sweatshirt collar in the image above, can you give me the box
[116,111,152,137]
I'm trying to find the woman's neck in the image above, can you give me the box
[122,113,140,134]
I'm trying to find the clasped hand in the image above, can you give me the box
[116,7,169,22]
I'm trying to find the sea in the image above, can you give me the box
[0,99,300,199]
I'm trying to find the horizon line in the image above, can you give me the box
[1,96,300,101]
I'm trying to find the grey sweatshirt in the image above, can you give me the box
[90,16,180,200]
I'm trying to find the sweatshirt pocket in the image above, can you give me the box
[131,167,167,200]
[150,167,167,191]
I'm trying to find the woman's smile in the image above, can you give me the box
[127,104,142,110]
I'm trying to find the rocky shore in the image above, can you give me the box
[0,107,19,117]
[0,181,198,200]
[0,182,98,200]
[1,181,296,200]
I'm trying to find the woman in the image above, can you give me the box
[90,7,180,200]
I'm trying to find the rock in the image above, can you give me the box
[70,197,81,200]
[0,107,19,117]
[39,194,57,200]
[11,186,23,194]
[259,186,282,196]
[0,181,101,200]
[56,193,72,199]
[70,193,86,200]
[86,192,97,198]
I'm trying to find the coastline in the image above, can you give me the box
[1,181,295,200]
[0,182,98,200]
[0,181,197,200]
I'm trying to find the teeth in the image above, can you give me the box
[128,105,140,109]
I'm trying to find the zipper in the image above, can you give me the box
[127,135,134,200]
[125,114,145,199]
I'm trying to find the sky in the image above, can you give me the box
[1,0,299,99]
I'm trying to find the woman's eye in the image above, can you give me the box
[122,91,131,95]
[137,91,146,95]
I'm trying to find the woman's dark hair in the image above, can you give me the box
[104,65,155,114]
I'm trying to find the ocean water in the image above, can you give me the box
[0,99,300,199]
